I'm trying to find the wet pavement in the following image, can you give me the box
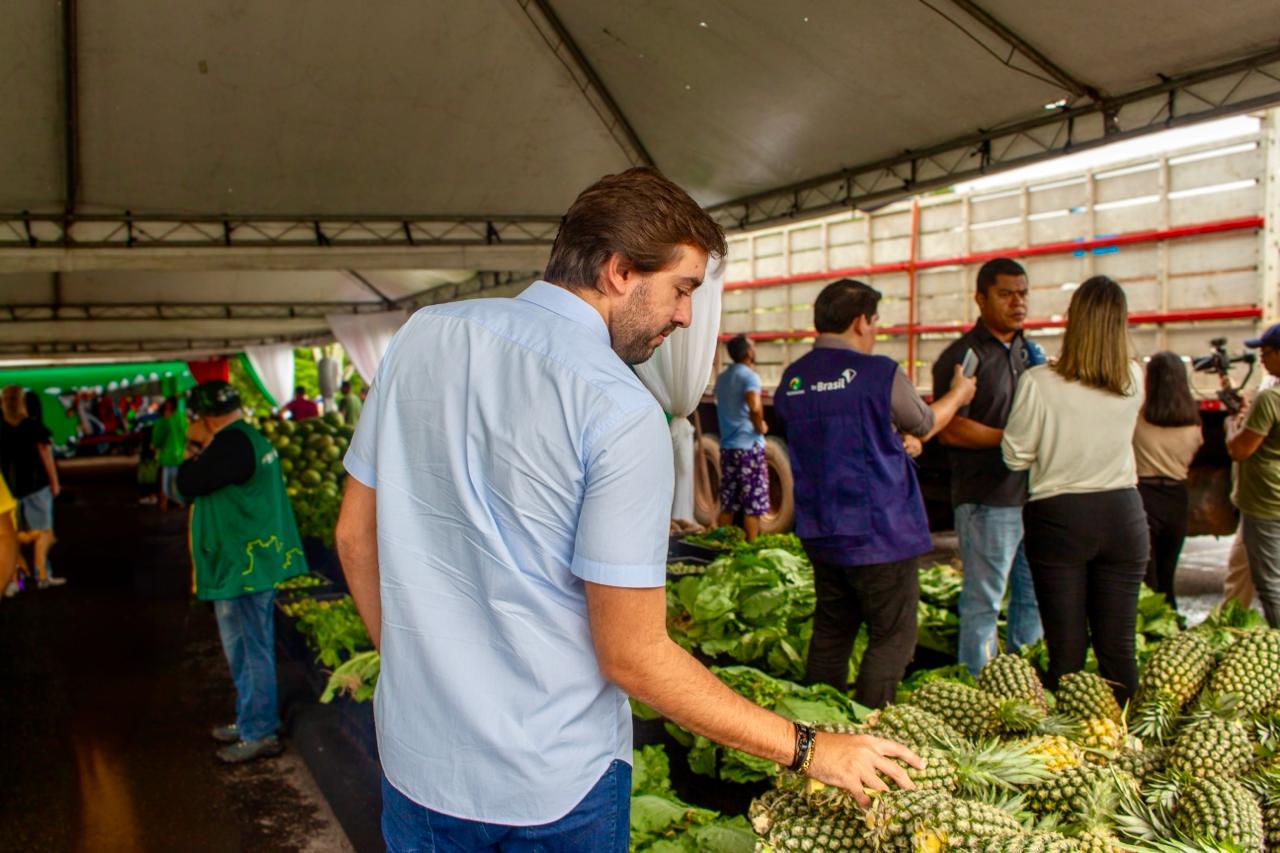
[0,457,354,853]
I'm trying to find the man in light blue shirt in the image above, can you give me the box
[714,333,770,541]
[336,168,920,851]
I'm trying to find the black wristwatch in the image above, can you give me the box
[789,722,817,773]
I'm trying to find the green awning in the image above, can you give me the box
[0,361,196,445]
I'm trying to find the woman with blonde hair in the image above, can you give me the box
[0,385,63,588]
[1002,276,1148,701]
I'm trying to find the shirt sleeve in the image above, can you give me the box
[1245,389,1280,438]
[570,405,673,588]
[890,367,935,437]
[744,370,762,394]
[1001,372,1044,471]
[343,377,381,488]
[176,428,256,498]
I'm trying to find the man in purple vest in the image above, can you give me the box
[776,279,976,707]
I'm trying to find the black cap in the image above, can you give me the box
[1245,323,1280,350]
[189,380,241,416]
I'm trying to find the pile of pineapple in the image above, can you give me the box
[751,619,1280,851]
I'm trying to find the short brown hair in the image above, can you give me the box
[544,167,727,290]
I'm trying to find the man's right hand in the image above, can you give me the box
[949,364,978,406]
[805,732,922,808]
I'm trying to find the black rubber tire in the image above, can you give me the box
[693,434,721,527]
[761,436,795,534]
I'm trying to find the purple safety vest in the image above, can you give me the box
[774,347,932,566]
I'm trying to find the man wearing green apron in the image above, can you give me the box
[178,380,307,763]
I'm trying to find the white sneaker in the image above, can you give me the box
[3,581,18,598]
[38,577,67,589]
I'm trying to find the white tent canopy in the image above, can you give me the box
[2,1,1278,357]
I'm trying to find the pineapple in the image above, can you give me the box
[1131,630,1216,741]
[1167,717,1254,779]
[1056,672,1122,723]
[1264,796,1280,851]
[1109,746,1169,782]
[1203,628,1280,715]
[863,704,964,749]
[1172,776,1264,852]
[979,654,1049,713]
[763,817,873,851]
[982,831,1080,852]
[1072,830,1124,853]
[1019,735,1087,772]
[1071,717,1126,763]
[863,788,1022,851]
[907,681,1044,740]
[1022,765,1137,819]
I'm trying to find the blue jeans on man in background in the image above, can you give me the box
[212,588,280,741]
[382,760,631,852]
[956,504,1043,675]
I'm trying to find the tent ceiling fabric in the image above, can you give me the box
[5,0,1278,216]
[1,0,1278,358]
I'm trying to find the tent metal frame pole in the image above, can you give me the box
[708,46,1280,229]
[516,0,654,168]
[61,0,80,216]
[941,0,1103,102]
[1,48,1276,251]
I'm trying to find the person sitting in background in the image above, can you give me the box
[0,385,63,589]
[1133,352,1203,611]
[714,334,769,542]
[775,279,976,708]
[933,257,1043,677]
[151,396,188,511]
[1002,276,1148,703]
[281,386,320,421]
[1226,324,1280,627]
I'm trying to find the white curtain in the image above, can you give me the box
[243,344,296,409]
[634,254,726,521]
[326,311,408,383]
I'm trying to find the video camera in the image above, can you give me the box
[1191,337,1255,415]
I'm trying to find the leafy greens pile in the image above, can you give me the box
[667,548,815,680]
[629,745,755,852]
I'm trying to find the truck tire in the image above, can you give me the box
[693,434,721,527]
[761,437,795,534]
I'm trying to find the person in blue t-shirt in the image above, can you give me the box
[714,334,770,541]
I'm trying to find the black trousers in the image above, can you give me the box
[803,555,918,709]
[1023,488,1149,703]
[1137,478,1189,610]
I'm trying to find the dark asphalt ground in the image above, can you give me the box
[0,457,354,853]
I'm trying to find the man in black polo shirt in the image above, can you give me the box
[932,258,1045,676]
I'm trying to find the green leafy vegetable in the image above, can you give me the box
[629,745,757,852]
[320,649,380,702]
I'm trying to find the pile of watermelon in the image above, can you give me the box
[259,412,352,545]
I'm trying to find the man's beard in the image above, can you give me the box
[610,278,676,365]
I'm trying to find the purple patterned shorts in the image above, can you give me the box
[719,445,770,517]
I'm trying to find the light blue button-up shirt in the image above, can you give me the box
[344,281,673,825]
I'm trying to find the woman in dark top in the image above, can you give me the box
[1,385,63,587]
[1132,353,1203,610]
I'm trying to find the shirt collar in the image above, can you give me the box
[972,321,1024,348]
[517,281,610,347]
[813,333,858,352]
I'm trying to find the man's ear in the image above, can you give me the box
[599,252,635,297]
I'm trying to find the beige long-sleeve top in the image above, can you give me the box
[1001,361,1145,501]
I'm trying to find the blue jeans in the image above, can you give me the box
[956,503,1043,675]
[160,466,184,506]
[381,761,631,852]
[212,589,280,741]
